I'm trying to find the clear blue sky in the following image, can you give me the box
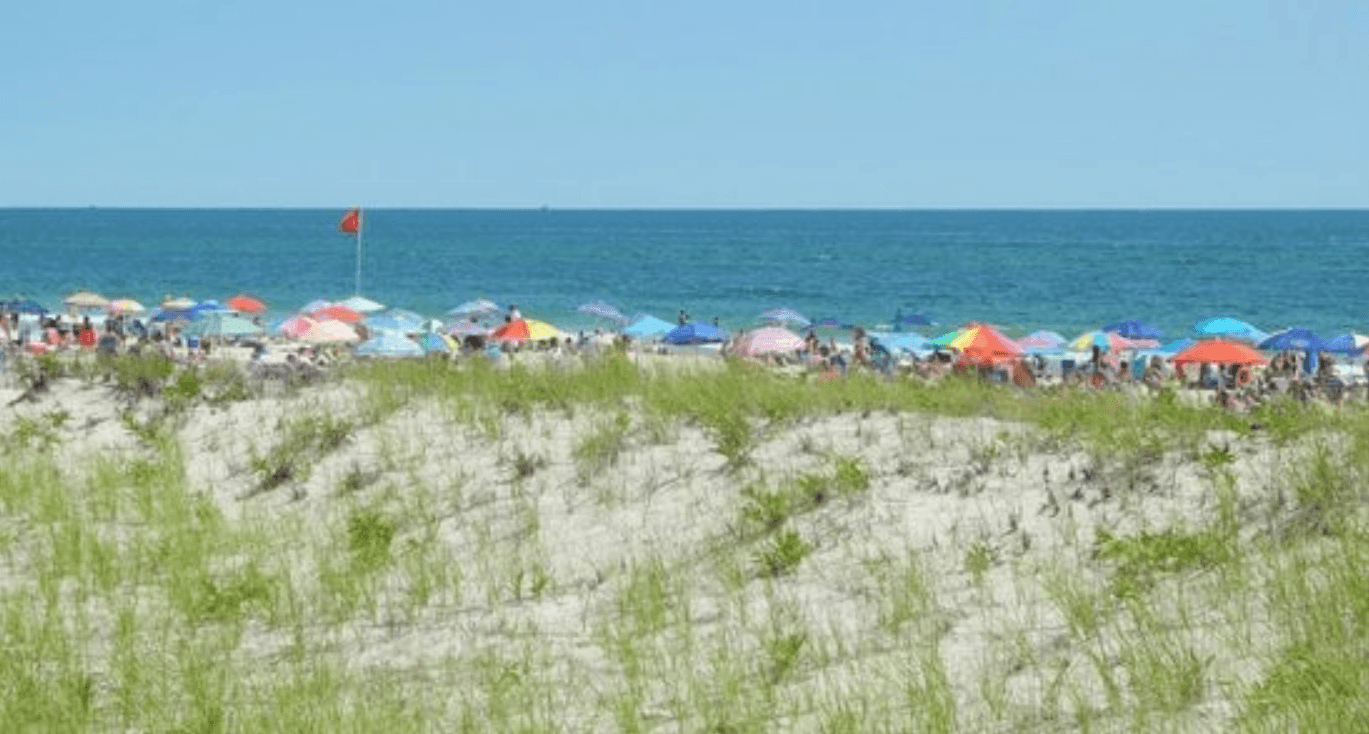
[3,1,1365,208]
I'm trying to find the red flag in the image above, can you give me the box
[339,208,361,235]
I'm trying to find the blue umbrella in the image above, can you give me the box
[1323,334,1363,354]
[150,308,200,323]
[664,321,728,344]
[2,299,46,314]
[624,314,675,339]
[1194,316,1267,343]
[1259,328,1326,352]
[1159,337,1196,355]
[1103,319,1163,339]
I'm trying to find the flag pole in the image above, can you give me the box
[354,206,363,296]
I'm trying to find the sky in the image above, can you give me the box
[3,0,1366,208]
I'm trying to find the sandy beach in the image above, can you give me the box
[0,348,1362,731]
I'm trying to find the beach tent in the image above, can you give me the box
[490,318,561,343]
[181,312,264,339]
[623,314,676,339]
[731,326,805,358]
[1102,319,1163,339]
[356,331,424,358]
[1172,339,1268,366]
[947,323,1023,363]
[664,321,728,345]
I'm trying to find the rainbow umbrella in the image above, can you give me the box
[947,324,1023,363]
[1069,330,1143,352]
[490,318,561,342]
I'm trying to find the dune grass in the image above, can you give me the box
[0,352,1367,730]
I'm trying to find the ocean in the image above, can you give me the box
[2,208,1368,340]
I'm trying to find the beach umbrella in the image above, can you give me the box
[732,326,805,357]
[929,329,965,348]
[1172,339,1268,366]
[2,299,46,314]
[1069,330,1144,353]
[106,298,146,315]
[1193,316,1268,344]
[226,294,267,314]
[663,321,728,345]
[578,301,629,324]
[1159,337,1196,355]
[1102,319,1163,339]
[160,296,196,310]
[1259,328,1326,352]
[947,323,1023,363]
[1016,330,1067,351]
[310,303,365,323]
[623,314,675,339]
[339,295,385,313]
[277,315,316,338]
[447,320,490,337]
[65,291,109,308]
[448,298,501,317]
[356,331,425,358]
[150,308,199,323]
[490,318,562,343]
[298,320,360,343]
[1321,334,1363,354]
[181,313,264,339]
[760,307,810,327]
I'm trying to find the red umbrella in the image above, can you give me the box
[226,294,267,314]
[1172,339,1268,365]
[490,318,561,342]
[310,303,365,323]
[949,323,1023,364]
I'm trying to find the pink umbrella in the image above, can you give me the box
[732,326,805,358]
[277,315,317,338]
[298,320,360,343]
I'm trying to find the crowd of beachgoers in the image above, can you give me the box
[3,293,1366,413]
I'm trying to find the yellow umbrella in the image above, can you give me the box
[64,291,109,308]
[490,318,561,342]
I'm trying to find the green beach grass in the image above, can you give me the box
[1,351,1366,731]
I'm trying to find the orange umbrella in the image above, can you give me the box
[490,318,561,342]
[310,303,365,323]
[227,294,267,314]
[948,323,1023,364]
[1172,339,1268,365]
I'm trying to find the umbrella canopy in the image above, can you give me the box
[339,295,385,313]
[578,301,628,324]
[298,320,360,343]
[181,313,264,339]
[106,298,146,315]
[623,314,676,339]
[65,291,109,308]
[310,303,365,323]
[277,315,317,338]
[160,297,196,310]
[1321,334,1363,354]
[948,324,1023,363]
[1017,330,1067,351]
[1069,330,1144,353]
[1259,328,1326,352]
[2,299,47,314]
[1172,339,1269,366]
[356,331,425,358]
[930,329,964,348]
[150,308,199,323]
[1193,316,1267,343]
[1102,319,1163,339]
[732,326,805,357]
[366,313,425,333]
[226,294,267,314]
[448,298,501,317]
[1159,337,1196,355]
[490,318,562,343]
[760,308,810,327]
[664,321,728,345]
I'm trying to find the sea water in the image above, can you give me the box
[2,208,1367,340]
